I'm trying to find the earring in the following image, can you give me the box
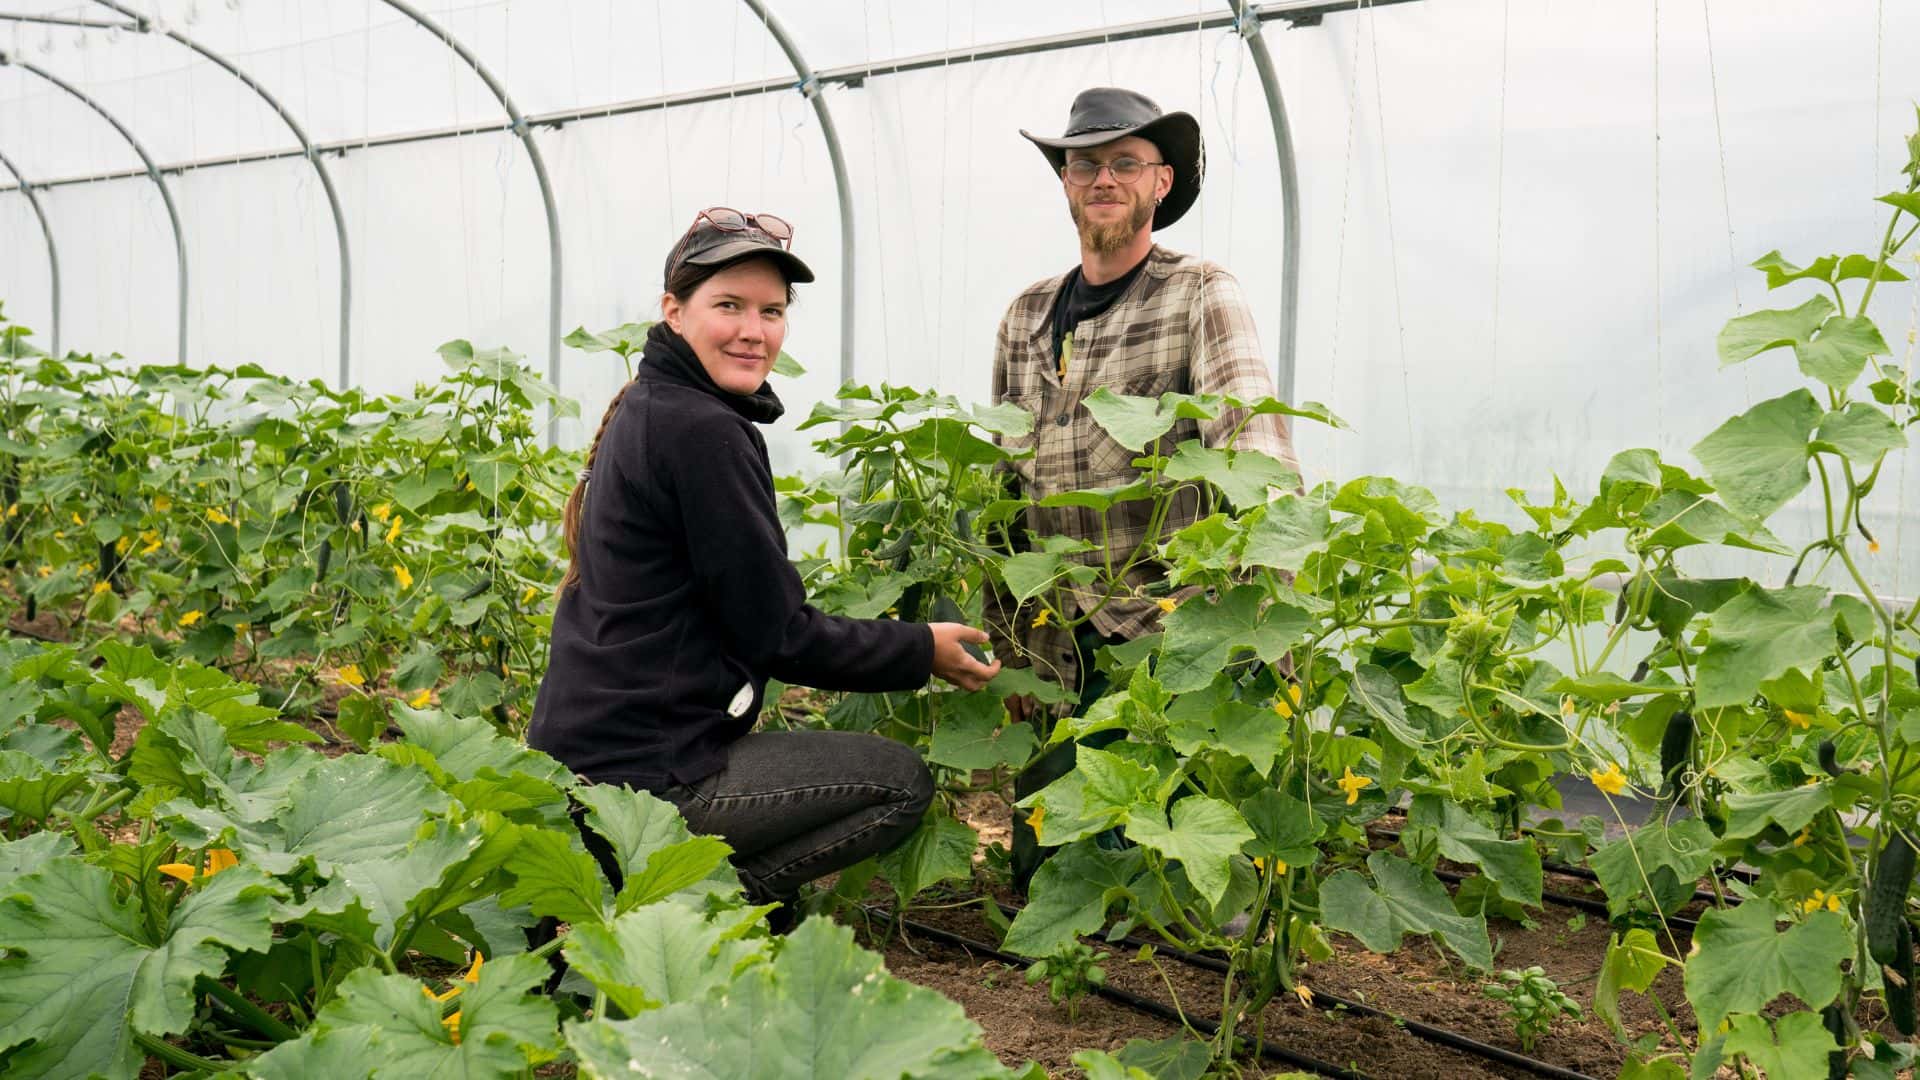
[1155,197,1164,206]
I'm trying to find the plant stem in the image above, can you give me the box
[133,1030,233,1073]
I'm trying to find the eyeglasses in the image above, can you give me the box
[1061,157,1166,186]
[691,206,795,248]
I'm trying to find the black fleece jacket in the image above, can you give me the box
[528,324,934,788]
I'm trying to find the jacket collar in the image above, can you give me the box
[637,322,785,425]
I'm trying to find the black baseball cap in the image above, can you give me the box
[663,211,815,289]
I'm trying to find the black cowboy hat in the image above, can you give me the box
[1020,87,1205,230]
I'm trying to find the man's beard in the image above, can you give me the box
[1070,192,1153,256]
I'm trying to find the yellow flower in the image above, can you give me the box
[114,535,130,555]
[91,580,111,595]
[370,503,392,523]
[156,863,197,884]
[78,563,93,574]
[1802,889,1840,914]
[1337,766,1372,805]
[1274,858,1289,874]
[205,848,238,877]
[1031,608,1053,628]
[178,610,204,627]
[1274,683,1303,719]
[1871,540,1883,554]
[154,495,172,512]
[234,623,249,635]
[385,517,401,545]
[1156,597,1177,613]
[205,507,231,525]
[1793,826,1813,848]
[1785,710,1812,730]
[1589,762,1627,796]
[141,531,162,555]
[463,952,483,983]
[1253,856,1265,872]
[521,585,538,605]
[70,511,83,528]
[35,564,50,577]
[4,503,14,517]
[1025,804,1045,834]
[336,664,366,688]
[408,688,434,709]
[442,1010,462,1044]
[53,530,64,540]
[394,563,414,590]
[1560,696,1576,719]
[349,519,362,533]
[1293,983,1314,1007]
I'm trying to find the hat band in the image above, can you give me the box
[1062,119,1150,138]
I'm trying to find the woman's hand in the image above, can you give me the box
[929,623,1002,691]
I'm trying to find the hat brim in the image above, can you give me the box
[1020,111,1204,230]
[681,238,816,284]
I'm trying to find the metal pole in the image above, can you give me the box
[89,0,353,389]
[1231,0,1302,405]
[0,50,186,366]
[0,147,58,356]
[0,11,136,29]
[374,0,563,445]
[740,0,858,391]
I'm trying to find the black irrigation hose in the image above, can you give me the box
[989,901,1600,1080]
[1426,866,1700,933]
[867,905,1371,1080]
[1372,820,1740,909]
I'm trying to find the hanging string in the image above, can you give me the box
[859,0,895,383]
[933,0,953,391]
[1326,0,1368,482]
[1489,0,1509,383]
[882,1,935,367]
[724,0,740,198]
[1699,0,1748,408]
[446,13,474,336]
[1651,0,1665,447]
[1365,2,1416,462]
[652,0,675,228]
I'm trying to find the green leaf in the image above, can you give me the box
[1722,1011,1841,1078]
[1240,494,1336,573]
[1691,389,1821,521]
[1407,796,1541,907]
[1083,388,1178,451]
[564,902,766,1016]
[1814,402,1906,467]
[928,701,1038,772]
[246,1027,378,1080]
[1683,901,1849,1031]
[987,665,1076,707]
[1796,314,1889,389]
[1637,491,1787,554]
[1157,586,1311,693]
[299,952,559,1078]
[1319,851,1493,970]
[619,837,734,913]
[0,860,284,1080]
[1719,784,1834,842]
[1124,797,1254,907]
[1748,251,1838,291]
[1590,820,1718,919]
[500,827,612,928]
[1161,441,1299,508]
[1111,1037,1212,1080]
[0,831,74,893]
[1348,663,1435,748]
[1330,477,1442,544]
[1593,928,1668,1037]
[876,812,977,906]
[1237,788,1323,868]
[1695,586,1840,709]
[1546,671,1685,704]
[565,918,1006,1080]
[1003,842,1146,958]
[0,750,91,821]
[1018,745,1158,846]
[1717,295,1834,365]
[304,819,520,950]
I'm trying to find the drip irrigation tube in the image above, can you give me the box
[867,905,1370,1080]
[986,900,1601,1080]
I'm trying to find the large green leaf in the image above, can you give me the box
[1589,820,1718,918]
[396,709,572,790]
[1691,390,1820,521]
[1407,796,1541,907]
[1796,314,1889,389]
[1017,745,1158,846]
[1240,494,1336,573]
[1319,851,1492,970]
[1683,902,1849,1031]
[1814,401,1906,467]
[0,749,91,821]
[303,818,521,950]
[1157,585,1311,693]
[571,785,733,912]
[1695,586,1839,709]
[564,902,768,1016]
[927,701,1038,772]
[0,859,283,1080]
[1716,295,1833,366]
[1160,441,1299,508]
[1593,928,1667,1037]
[1237,788,1323,868]
[1082,388,1181,451]
[500,827,612,928]
[1123,797,1254,907]
[1003,842,1146,958]
[1719,784,1834,842]
[0,831,74,893]
[565,918,1008,1080]
[876,812,978,906]
[1721,1011,1841,1079]
[1329,477,1442,544]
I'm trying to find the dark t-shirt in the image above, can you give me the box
[1048,254,1151,376]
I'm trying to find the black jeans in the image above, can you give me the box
[577,729,935,903]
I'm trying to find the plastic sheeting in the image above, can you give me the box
[3,0,1920,597]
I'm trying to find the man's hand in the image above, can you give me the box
[930,623,1002,691]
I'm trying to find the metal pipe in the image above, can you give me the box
[89,0,353,388]
[0,11,136,29]
[1230,0,1302,403]
[0,0,1423,196]
[373,0,563,445]
[0,50,186,365]
[741,0,857,390]
[0,146,58,356]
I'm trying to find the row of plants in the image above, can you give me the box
[3,121,1920,1077]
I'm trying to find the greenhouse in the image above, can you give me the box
[1,0,1919,1076]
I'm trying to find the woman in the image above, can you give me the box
[528,208,1000,918]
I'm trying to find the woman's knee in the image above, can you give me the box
[869,734,934,817]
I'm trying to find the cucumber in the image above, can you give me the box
[871,527,916,565]
[332,484,352,525]
[1867,830,1916,966]
[315,538,333,583]
[457,576,491,602]
[1893,919,1916,1037]
[1818,739,1844,778]
[1658,710,1693,797]
[1820,1002,1848,1080]
[929,594,989,665]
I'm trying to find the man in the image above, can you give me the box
[986,87,1299,893]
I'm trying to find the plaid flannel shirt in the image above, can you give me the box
[985,245,1298,697]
